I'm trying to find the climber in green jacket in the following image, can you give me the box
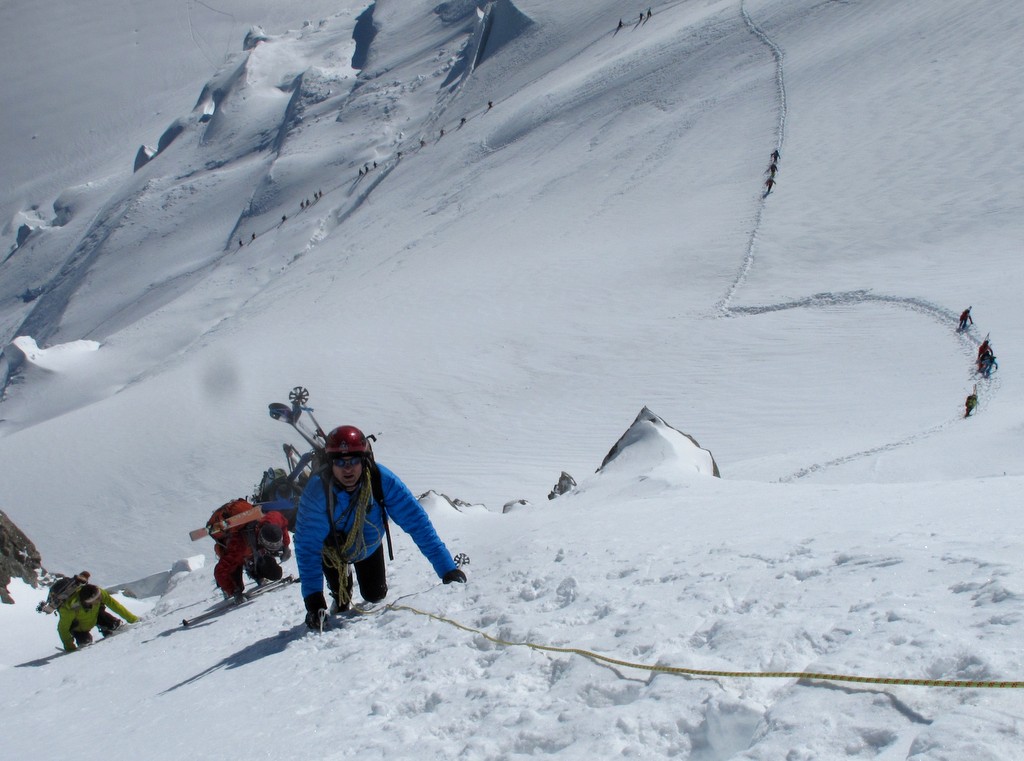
[57,584,138,652]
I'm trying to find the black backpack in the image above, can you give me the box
[36,572,90,614]
[251,446,316,531]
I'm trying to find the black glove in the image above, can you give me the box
[442,568,467,584]
[304,592,328,630]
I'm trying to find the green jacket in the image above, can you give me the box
[57,588,139,651]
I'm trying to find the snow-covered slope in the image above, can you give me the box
[4,431,1022,758]
[1,0,1023,757]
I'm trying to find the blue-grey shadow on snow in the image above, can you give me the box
[472,0,533,68]
[441,0,534,90]
[436,1,486,90]
[15,650,67,668]
[160,624,308,693]
[351,4,377,71]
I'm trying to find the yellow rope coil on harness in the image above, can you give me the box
[321,469,374,610]
[373,602,1024,690]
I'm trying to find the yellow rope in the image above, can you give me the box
[322,469,372,567]
[321,469,375,610]
[376,602,1024,690]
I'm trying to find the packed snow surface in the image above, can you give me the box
[1,0,1022,758]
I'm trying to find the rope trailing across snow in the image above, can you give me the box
[371,603,1024,690]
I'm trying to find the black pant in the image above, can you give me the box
[71,606,120,645]
[236,552,284,590]
[323,544,387,609]
[253,553,284,582]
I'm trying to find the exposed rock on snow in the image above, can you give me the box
[0,510,46,603]
[502,498,530,513]
[133,144,157,172]
[547,471,577,500]
[243,26,269,51]
[419,489,486,514]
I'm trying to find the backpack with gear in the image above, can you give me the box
[36,571,90,614]
[206,499,261,556]
[250,444,315,531]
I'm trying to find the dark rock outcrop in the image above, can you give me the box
[0,510,46,604]
[133,145,156,172]
[548,471,577,500]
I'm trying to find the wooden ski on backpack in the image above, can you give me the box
[189,506,263,541]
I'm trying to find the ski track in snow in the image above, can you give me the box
[0,0,999,475]
[719,0,991,482]
[0,2,510,411]
[186,0,236,69]
[0,0,996,473]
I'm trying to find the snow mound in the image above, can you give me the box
[597,407,721,479]
[107,556,205,599]
[418,489,487,515]
[10,336,100,373]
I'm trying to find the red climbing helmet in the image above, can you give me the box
[325,425,369,456]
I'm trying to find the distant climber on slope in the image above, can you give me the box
[958,307,973,331]
[965,386,978,417]
[977,352,998,378]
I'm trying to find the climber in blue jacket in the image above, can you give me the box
[295,424,466,629]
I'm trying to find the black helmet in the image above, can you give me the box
[257,522,284,553]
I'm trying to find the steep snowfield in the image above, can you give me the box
[4,441,1022,758]
[2,0,1023,757]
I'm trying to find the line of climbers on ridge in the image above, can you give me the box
[233,190,324,250]
[958,306,998,418]
[38,422,466,651]
[764,149,780,197]
[374,98,496,181]
[756,153,990,420]
[238,92,500,232]
[616,8,654,33]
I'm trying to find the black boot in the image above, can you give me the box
[72,629,93,647]
[97,607,121,637]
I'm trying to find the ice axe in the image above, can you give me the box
[269,394,324,452]
[288,386,328,440]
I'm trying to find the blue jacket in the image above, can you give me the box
[295,463,458,599]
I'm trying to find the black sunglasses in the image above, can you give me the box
[331,456,363,468]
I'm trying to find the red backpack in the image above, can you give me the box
[207,499,259,555]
